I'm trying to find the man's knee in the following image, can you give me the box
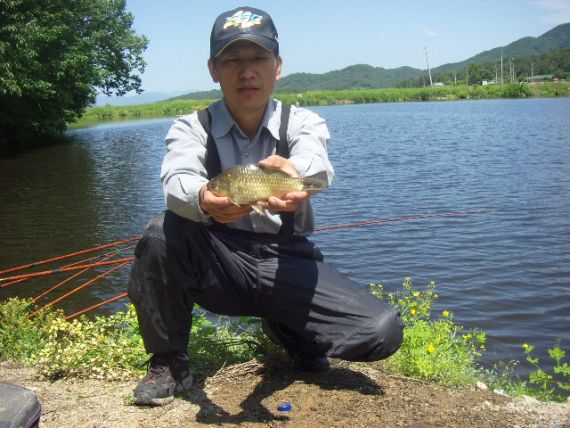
[364,308,404,361]
[334,307,404,362]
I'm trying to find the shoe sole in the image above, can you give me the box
[133,374,193,407]
[133,395,175,407]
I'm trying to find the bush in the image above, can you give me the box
[0,298,58,363]
[0,298,270,380]
[370,278,486,386]
[1,281,568,402]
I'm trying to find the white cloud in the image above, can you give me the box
[530,0,570,25]
[423,27,438,38]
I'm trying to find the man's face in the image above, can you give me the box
[209,41,282,118]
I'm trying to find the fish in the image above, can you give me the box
[207,163,327,214]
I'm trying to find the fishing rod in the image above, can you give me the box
[31,244,138,300]
[60,243,137,269]
[32,267,91,301]
[314,209,490,232]
[65,292,128,321]
[29,261,131,319]
[0,258,134,285]
[0,236,140,276]
[1,244,137,289]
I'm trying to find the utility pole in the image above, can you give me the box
[500,51,504,84]
[425,47,433,88]
[512,58,515,82]
[531,62,534,83]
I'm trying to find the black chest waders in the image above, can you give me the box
[197,103,294,235]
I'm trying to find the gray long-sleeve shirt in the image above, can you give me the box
[160,98,334,236]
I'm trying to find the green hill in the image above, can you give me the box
[274,64,423,92]
[433,23,570,73]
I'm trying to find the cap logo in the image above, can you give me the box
[223,10,263,30]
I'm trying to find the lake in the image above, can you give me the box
[1,98,569,377]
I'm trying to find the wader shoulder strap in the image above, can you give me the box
[197,109,221,179]
[198,104,294,235]
[277,103,294,235]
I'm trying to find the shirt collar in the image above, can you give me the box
[210,99,281,141]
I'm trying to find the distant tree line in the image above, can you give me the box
[398,48,570,87]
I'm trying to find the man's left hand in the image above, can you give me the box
[257,155,310,212]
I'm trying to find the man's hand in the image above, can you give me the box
[257,155,310,212]
[200,185,251,223]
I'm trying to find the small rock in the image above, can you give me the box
[514,395,541,406]
[475,381,488,390]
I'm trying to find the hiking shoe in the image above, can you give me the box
[293,355,330,373]
[262,319,330,373]
[133,352,193,406]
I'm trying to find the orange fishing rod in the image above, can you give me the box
[32,267,91,301]
[60,244,137,269]
[314,210,490,232]
[0,277,30,288]
[65,292,128,321]
[1,244,137,290]
[0,258,134,285]
[29,261,131,318]
[0,236,140,276]
[31,245,137,301]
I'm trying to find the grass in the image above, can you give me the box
[1,279,568,401]
[71,82,570,128]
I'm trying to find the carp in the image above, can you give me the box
[207,163,327,214]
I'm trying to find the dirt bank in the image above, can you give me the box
[1,359,569,427]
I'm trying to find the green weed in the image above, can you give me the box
[370,278,486,386]
[1,280,568,403]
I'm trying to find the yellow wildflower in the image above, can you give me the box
[410,308,417,315]
[522,343,530,350]
[442,310,450,317]
[427,344,436,353]
[413,291,420,297]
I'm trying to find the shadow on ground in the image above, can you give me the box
[185,358,384,424]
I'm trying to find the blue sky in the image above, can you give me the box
[125,0,570,93]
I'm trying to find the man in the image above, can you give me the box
[128,6,404,407]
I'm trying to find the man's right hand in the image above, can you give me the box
[200,185,252,223]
